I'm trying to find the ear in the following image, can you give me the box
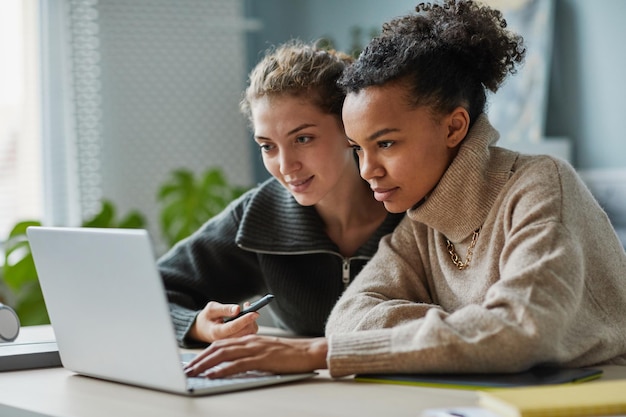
[445,107,470,148]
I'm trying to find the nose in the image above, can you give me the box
[279,149,301,175]
[358,151,383,181]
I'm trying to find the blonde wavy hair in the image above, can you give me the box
[240,40,353,124]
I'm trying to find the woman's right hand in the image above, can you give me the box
[188,301,260,343]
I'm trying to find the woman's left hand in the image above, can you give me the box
[183,335,328,378]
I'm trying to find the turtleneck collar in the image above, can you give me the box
[406,114,518,242]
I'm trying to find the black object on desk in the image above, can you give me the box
[0,341,62,372]
[355,366,603,390]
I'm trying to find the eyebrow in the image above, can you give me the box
[255,123,316,140]
[366,128,401,142]
[287,123,316,136]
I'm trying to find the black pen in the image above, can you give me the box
[223,294,275,323]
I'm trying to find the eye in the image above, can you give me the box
[258,143,275,153]
[350,144,362,152]
[295,135,313,144]
[378,140,394,149]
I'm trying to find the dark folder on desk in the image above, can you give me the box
[0,341,61,371]
[355,366,603,390]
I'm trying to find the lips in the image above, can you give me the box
[371,186,398,202]
[286,176,314,192]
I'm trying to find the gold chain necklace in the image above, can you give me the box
[446,228,481,270]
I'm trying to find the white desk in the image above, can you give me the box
[1,326,625,417]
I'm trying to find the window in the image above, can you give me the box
[1,0,254,255]
[0,0,42,239]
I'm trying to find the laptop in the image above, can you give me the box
[26,226,316,396]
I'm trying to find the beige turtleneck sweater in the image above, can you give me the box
[325,115,626,378]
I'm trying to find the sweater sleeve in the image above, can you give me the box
[158,195,265,347]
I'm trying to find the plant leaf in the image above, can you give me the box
[156,167,249,247]
[82,200,116,228]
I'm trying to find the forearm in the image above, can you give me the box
[327,305,551,378]
[168,303,205,347]
[327,256,586,377]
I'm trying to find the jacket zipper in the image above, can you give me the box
[342,258,350,289]
[237,244,368,291]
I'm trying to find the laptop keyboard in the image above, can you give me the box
[181,353,280,389]
[187,371,278,389]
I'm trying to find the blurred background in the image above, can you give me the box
[1,0,625,324]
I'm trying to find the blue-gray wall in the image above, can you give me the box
[245,0,626,178]
[545,0,626,169]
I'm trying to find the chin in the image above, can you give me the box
[382,202,409,213]
[293,195,318,207]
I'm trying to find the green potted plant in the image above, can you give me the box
[0,201,146,325]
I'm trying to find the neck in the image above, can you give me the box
[317,172,380,224]
[315,168,388,256]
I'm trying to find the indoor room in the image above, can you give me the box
[1,1,625,416]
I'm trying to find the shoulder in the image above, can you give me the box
[508,154,586,197]
[222,177,292,214]
[512,153,575,175]
[499,153,594,224]
[235,178,328,250]
[241,177,303,215]
[192,178,288,231]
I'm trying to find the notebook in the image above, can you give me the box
[26,226,316,396]
[477,379,626,417]
[355,366,603,390]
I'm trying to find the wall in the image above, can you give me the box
[245,0,415,58]
[247,0,626,172]
[60,0,253,253]
[544,0,626,241]
[545,0,626,169]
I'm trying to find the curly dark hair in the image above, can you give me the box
[338,0,526,124]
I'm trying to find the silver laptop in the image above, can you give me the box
[26,226,316,396]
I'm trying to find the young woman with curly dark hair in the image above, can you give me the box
[184,0,626,378]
